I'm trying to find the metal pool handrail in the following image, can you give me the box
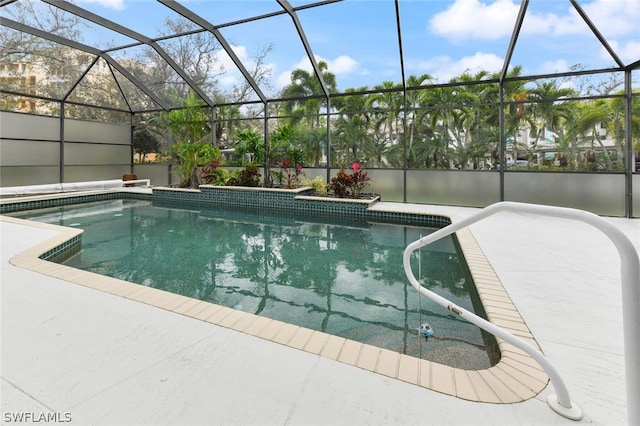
[403,201,640,423]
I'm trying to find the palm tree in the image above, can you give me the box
[331,113,368,165]
[161,91,212,144]
[495,66,533,167]
[418,84,473,168]
[554,131,580,169]
[608,90,640,171]
[298,127,327,167]
[366,132,391,168]
[569,99,619,171]
[527,81,577,165]
[368,82,403,143]
[331,88,370,166]
[405,74,434,157]
[279,60,337,130]
[452,71,498,169]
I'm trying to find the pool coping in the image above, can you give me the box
[2,197,549,405]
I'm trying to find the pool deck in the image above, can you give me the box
[1,193,638,425]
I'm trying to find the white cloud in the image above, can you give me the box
[539,9,583,37]
[428,0,574,40]
[77,0,125,11]
[220,44,249,69]
[410,51,503,82]
[429,0,640,41]
[275,54,360,89]
[209,45,245,87]
[429,0,520,41]
[276,71,292,90]
[536,59,572,75]
[581,0,640,37]
[275,56,310,89]
[286,55,359,75]
[608,40,640,64]
[329,55,359,74]
[522,0,640,37]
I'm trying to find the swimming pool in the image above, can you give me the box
[11,198,499,369]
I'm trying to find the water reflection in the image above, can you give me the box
[17,199,499,369]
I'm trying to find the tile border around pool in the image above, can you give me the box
[3,210,549,405]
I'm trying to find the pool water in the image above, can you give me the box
[13,199,499,369]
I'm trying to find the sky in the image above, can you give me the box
[6,0,640,98]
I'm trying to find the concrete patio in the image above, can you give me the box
[2,201,638,425]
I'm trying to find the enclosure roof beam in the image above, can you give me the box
[394,0,406,92]
[40,0,214,107]
[570,0,624,68]
[1,16,101,55]
[1,16,169,111]
[158,0,267,105]
[60,53,135,114]
[277,0,329,100]
[100,53,168,110]
[0,87,136,114]
[108,64,134,113]
[499,0,527,83]
[626,59,640,71]
[61,55,100,103]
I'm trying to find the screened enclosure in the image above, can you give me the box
[1,0,639,217]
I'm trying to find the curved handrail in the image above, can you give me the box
[403,201,639,423]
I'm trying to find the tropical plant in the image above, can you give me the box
[528,82,576,143]
[331,88,370,166]
[272,158,304,189]
[173,142,221,188]
[269,125,297,160]
[328,169,350,198]
[328,162,371,198]
[279,60,337,130]
[368,81,403,149]
[265,126,307,187]
[347,162,371,198]
[227,165,261,187]
[163,91,212,144]
[568,99,618,170]
[303,176,327,196]
[298,127,327,167]
[200,157,231,185]
[405,74,434,153]
[234,129,265,166]
[331,116,369,165]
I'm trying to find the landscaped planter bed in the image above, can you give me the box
[152,185,380,217]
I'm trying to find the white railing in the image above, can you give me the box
[403,201,639,423]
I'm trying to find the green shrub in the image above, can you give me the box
[227,165,261,187]
[327,162,371,198]
[173,142,221,188]
[303,176,327,196]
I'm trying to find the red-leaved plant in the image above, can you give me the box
[328,162,371,198]
[348,162,371,198]
[275,157,305,189]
